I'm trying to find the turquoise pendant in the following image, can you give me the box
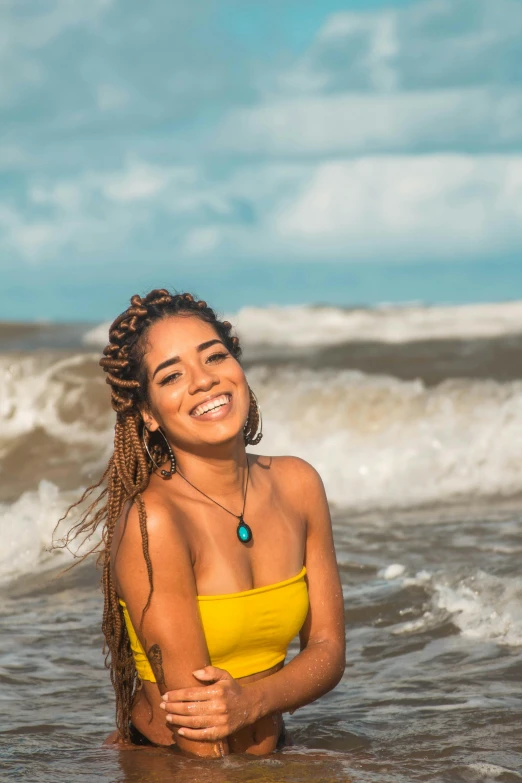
[236,516,253,543]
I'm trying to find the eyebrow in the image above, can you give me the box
[152,339,225,379]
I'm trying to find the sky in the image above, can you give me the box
[1,0,522,321]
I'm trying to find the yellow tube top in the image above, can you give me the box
[119,565,308,681]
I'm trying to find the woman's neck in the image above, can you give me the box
[172,440,249,500]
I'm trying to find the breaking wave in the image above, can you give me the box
[388,567,522,648]
[83,300,522,349]
[3,353,522,512]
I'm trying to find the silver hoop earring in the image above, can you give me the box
[142,425,176,479]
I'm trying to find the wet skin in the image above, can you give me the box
[110,446,307,755]
[107,315,344,756]
[127,659,286,753]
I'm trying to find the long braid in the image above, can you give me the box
[56,288,264,741]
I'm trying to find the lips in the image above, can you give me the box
[190,393,232,417]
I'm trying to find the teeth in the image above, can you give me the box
[192,394,230,417]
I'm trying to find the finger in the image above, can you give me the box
[165,713,227,729]
[161,687,218,703]
[176,725,228,741]
[160,699,224,716]
[192,665,233,682]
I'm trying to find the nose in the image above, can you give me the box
[187,358,219,396]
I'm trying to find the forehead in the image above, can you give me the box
[144,315,219,361]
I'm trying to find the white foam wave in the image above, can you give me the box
[393,569,522,647]
[4,353,522,511]
[82,300,522,349]
[251,366,522,510]
[83,321,110,346]
[434,572,522,647]
[0,481,98,586]
[0,352,113,451]
[465,762,522,780]
[232,300,522,346]
[380,564,406,580]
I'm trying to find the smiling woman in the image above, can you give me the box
[59,288,345,759]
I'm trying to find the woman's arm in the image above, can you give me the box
[114,495,229,758]
[239,459,346,719]
[160,458,346,738]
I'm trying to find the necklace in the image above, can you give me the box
[176,459,253,544]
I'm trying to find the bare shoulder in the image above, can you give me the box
[258,454,322,482]
[117,483,183,540]
[112,485,190,589]
[253,454,325,507]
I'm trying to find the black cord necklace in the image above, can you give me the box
[176,459,253,544]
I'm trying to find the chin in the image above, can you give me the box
[199,422,245,447]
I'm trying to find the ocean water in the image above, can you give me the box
[1,302,522,782]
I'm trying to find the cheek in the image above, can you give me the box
[148,385,184,423]
[229,367,249,401]
[237,383,251,421]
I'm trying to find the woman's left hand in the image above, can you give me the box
[159,665,256,741]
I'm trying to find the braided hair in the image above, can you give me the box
[60,288,261,740]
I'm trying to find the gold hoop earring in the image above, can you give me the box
[243,387,263,445]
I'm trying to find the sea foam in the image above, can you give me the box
[83,300,522,349]
[393,568,522,648]
[3,355,522,511]
[0,481,88,586]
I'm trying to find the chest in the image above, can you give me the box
[174,475,306,596]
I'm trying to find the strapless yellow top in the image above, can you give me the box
[119,566,309,681]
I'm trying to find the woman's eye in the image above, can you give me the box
[159,353,228,384]
[160,372,181,385]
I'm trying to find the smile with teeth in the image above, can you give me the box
[191,394,231,417]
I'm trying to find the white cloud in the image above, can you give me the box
[274,155,522,260]
[30,182,83,212]
[98,161,173,203]
[3,154,522,266]
[182,227,223,256]
[0,0,114,105]
[213,0,522,157]
[0,158,264,263]
[282,8,399,93]
[216,87,522,156]
[0,145,28,170]
[283,0,522,94]
[2,0,522,275]
[96,83,130,112]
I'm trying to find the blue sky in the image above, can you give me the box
[1,0,522,320]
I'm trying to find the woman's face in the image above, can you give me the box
[140,315,250,450]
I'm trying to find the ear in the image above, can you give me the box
[140,405,160,433]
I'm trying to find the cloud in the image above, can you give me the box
[215,88,522,156]
[0,158,270,263]
[273,155,522,260]
[0,0,113,106]
[95,83,130,112]
[213,0,522,157]
[97,161,173,203]
[3,154,522,266]
[0,0,275,142]
[1,0,522,279]
[282,0,522,94]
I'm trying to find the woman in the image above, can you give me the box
[64,288,345,758]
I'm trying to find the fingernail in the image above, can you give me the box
[178,729,185,736]
[166,716,172,723]
[161,694,167,701]
[159,702,165,710]
[192,669,205,676]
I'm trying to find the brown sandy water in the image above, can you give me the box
[1,312,522,781]
[1,504,521,782]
